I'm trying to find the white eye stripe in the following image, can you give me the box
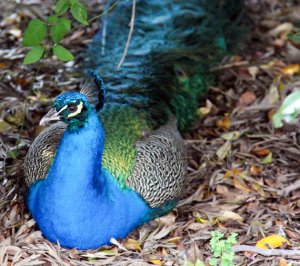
[57,105,68,114]
[67,101,84,118]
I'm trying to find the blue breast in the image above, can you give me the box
[27,169,150,249]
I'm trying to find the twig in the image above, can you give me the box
[117,0,136,69]
[72,0,122,31]
[233,245,300,257]
[278,179,300,197]
[210,61,249,72]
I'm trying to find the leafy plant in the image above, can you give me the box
[209,231,237,266]
[22,0,88,64]
[272,91,300,128]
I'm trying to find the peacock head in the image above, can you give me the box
[40,92,92,128]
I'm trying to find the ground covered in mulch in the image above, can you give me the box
[1,0,300,265]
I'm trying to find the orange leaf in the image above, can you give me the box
[216,113,230,130]
[281,64,300,76]
[250,164,262,175]
[224,168,244,179]
[255,234,290,249]
[252,148,271,156]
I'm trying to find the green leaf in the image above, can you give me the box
[52,44,74,61]
[47,15,58,23]
[22,19,47,47]
[288,32,300,43]
[261,152,272,164]
[50,18,71,43]
[55,0,70,15]
[69,0,77,5]
[209,258,218,266]
[23,46,45,64]
[71,3,88,25]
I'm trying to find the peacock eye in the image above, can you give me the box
[67,104,77,112]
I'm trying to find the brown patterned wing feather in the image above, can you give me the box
[126,119,187,208]
[24,122,66,187]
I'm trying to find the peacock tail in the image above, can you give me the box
[87,0,243,193]
[24,0,244,249]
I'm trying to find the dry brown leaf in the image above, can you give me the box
[218,210,244,222]
[239,91,256,107]
[250,164,262,175]
[216,140,231,160]
[123,238,141,252]
[278,257,289,266]
[233,176,252,193]
[252,148,271,156]
[216,113,230,130]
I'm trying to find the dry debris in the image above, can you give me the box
[1,0,300,265]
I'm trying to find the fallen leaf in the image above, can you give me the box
[166,236,181,243]
[239,91,256,107]
[148,259,163,265]
[261,84,279,105]
[216,140,231,160]
[261,152,273,164]
[233,176,252,193]
[224,168,245,179]
[250,164,262,174]
[218,210,244,222]
[281,64,300,76]
[252,148,271,156]
[221,131,241,141]
[123,238,141,252]
[216,113,230,130]
[268,22,293,37]
[278,257,289,266]
[255,234,290,249]
[248,66,259,79]
[198,99,214,116]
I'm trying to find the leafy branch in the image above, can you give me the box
[23,0,89,64]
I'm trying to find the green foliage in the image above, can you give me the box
[23,19,47,47]
[23,46,45,64]
[288,32,300,43]
[22,0,88,64]
[209,231,237,266]
[273,90,300,128]
[52,44,74,61]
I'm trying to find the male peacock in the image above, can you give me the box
[24,0,243,249]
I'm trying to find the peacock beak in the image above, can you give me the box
[39,106,66,126]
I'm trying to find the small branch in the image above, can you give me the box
[277,179,300,197]
[72,0,122,32]
[117,0,136,69]
[210,61,249,72]
[233,245,300,257]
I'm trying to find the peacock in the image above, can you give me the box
[24,0,243,249]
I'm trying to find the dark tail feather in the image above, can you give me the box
[86,0,244,130]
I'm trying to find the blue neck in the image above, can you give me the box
[47,111,104,193]
[27,111,150,249]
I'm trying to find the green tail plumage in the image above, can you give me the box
[87,0,243,130]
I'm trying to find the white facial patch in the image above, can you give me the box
[67,101,84,118]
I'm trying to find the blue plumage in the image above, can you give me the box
[27,94,151,249]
